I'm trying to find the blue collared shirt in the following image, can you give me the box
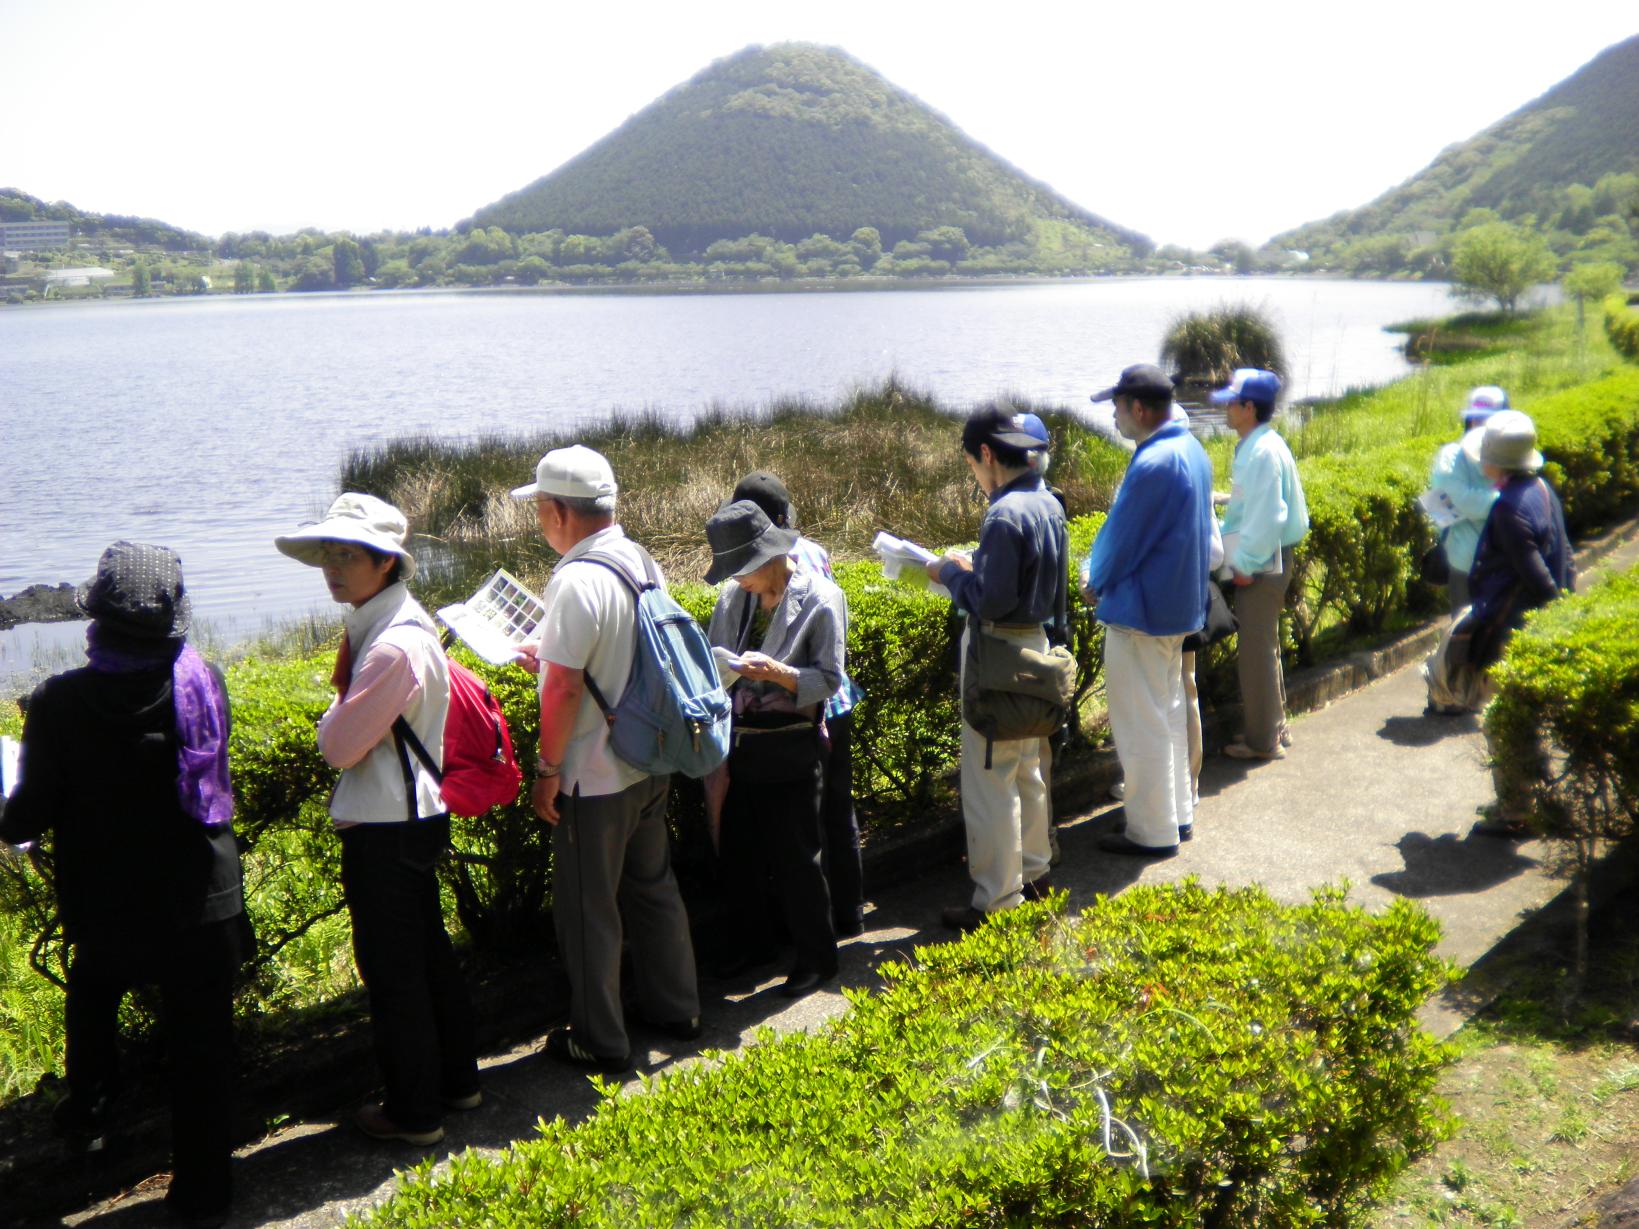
[939,471,1067,628]
[1219,423,1309,574]
[1083,421,1215,637]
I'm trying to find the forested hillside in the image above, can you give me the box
[467,43,1149,268]
[1271,34,1639,276]
[0,189,208,252]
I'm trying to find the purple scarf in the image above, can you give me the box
[86,626,234,826]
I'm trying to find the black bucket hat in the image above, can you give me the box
[704,500,799,585]
[76,540,192,640]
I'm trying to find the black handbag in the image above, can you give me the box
[1181,581,1239,652]
[1419,541,1451,586]
[726,710,824,784]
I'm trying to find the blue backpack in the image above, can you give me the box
[572,549,732,779]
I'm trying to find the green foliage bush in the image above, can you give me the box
[1486,564,1639,845]
[353,883,1452,1229]
[1605,294,1639,361]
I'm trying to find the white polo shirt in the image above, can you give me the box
[536,524,656,798]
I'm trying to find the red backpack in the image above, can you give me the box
[393,658,523,817]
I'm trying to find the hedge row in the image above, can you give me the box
[1606,294,1639,361]
[1281,366,1639,665]
[1486,562,1639,843]
[353,883,1452,1229]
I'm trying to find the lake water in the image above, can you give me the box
[0,277,1456,681]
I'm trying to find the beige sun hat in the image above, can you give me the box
[1471,410,1543,474]
[274,493,416,579]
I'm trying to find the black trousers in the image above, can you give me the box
[65,916,243,1215]
[340,818,478,1132]
[720,758,837,978]
[821,712,864,930]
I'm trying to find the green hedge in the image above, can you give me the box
[1485,563,1639,842]
[1605,294,1639,361]
[1269,367,1639,667]
[354,883,1452,1229]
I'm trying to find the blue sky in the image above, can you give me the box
[2,1,1632,249]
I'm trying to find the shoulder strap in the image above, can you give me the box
[562,548,659,722]
[391,715,443,822]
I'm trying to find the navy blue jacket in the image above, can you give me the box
[939,471,1067,628]
[1466,474,1574,665]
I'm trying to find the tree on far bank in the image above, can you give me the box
[332,237,364,287]
[1450,221,1557,314]
[130,261,150,296]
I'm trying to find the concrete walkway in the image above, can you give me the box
[54,526,1639,1229]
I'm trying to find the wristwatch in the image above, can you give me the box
[535,758,561,778]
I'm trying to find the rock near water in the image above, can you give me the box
[0,583,81,630]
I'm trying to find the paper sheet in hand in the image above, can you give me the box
[1418,489,1462,530]
[871,531,939,579]
[1219,532,1283,578]
[437,570,547,666]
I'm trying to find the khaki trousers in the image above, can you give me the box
[1233,547,1294,755]
[958,626,1053,913]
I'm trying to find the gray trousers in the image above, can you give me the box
[1233,546,1295,755]
[553,774,699,1057]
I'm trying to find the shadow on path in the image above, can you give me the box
[1377,711,1480,747]
[1372,830,1540,899]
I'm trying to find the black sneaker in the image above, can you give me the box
[544,1027,632,1074]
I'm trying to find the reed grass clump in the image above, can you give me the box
[342,380,1131,607]
[1160,302,1289,388]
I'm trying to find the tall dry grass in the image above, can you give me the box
[343,380,1131,605]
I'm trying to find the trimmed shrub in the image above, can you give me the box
[354,883,1452,1229]
[1485,565,1639,990]
[1605,294,1639,361]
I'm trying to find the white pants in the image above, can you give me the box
[1104,626,1192,848]
[959,626,1053,913]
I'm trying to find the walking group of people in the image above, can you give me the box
[0,368,1575,1225]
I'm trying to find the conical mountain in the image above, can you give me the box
[1272,34,1639,270]
[467,43,1149,262]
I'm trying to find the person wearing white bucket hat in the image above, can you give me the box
[275,493,479,1145]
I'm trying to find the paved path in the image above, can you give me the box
[56,527,1639,1229]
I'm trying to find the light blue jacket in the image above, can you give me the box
[1429,434,1497,574]
[1083,421,1215,637]
[1220,424,1309,574]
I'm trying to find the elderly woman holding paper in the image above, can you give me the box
[704,499,847,999]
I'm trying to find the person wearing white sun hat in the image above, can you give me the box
[275,492,479,1146]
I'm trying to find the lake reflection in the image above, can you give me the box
[0,277,1454,677]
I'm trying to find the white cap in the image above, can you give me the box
[510,445,618,501]
[275,493,416,579]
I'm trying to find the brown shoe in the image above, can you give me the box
[1021,875,1053,902]
[354,1103,443,1145]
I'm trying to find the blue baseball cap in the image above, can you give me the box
[1016,413,1049,446]
[1462,386,1509,424]
[1210,368,1282,410]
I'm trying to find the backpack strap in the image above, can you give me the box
[391,716,444,822]
[563,548,661,725]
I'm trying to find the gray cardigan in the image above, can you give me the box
[707,568,847,716]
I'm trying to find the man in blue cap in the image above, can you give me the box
[1212,369,1309,761]
[1082,364,1214,856]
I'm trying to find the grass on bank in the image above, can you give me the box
[1374,870,1639,1228]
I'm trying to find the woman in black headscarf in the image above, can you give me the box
[1,542,246,1227]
